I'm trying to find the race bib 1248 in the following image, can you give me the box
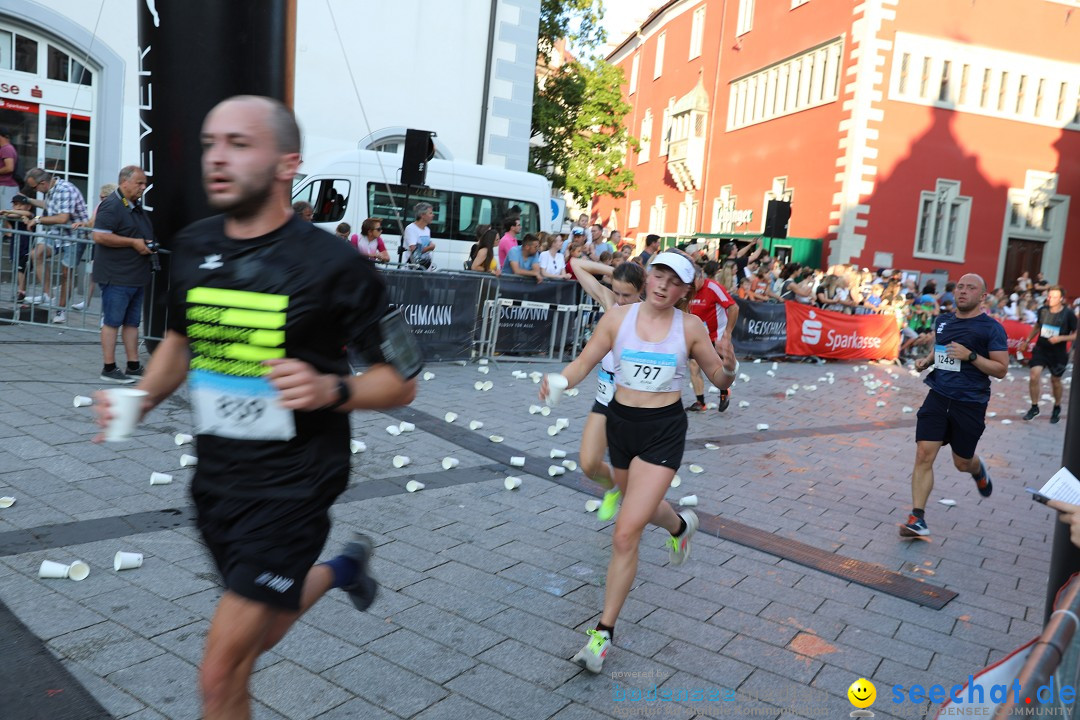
[189,369,296,441]
[934,344,960,372]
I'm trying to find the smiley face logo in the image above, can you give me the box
[848,678,876,709]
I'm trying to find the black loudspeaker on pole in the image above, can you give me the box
[1045,351,1080,622]
[764,199,791,239]
[401,129,436,188]
[137,0,293,344]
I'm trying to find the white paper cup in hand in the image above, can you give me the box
[180,454,198,467]
[393,455,411,468]
[39,560,71,579]
[504,476,522,490]
[174,433,193,446]
[510,456,525,467]
[149,472,173,485]
[406,480,425,492]
[545,374,569,406]
[679,495,699,507]
[67,561,90,581]
[73,395,93,408]
[114,551,143,571]
[103,388,148,442]
[442,457,460,470]
[550,449,567,459]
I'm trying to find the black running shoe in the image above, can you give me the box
[685,401,706,413]
[718,390,730,413]
[1023,406,1040,421]
[1051,406,1061,424]
[340,534,378,612]
[973,461,993,498]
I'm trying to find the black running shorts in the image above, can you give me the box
[605,399,687,470]
[1029,345,1068,378]
[193,486,339,610]
[915,389,987,460]
[590,400,610,416]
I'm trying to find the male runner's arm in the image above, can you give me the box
[688,320,737,391]
[266,360,416,412]
[941,344,1009,379]
[722,303,739,344]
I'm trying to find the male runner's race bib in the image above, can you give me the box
[933,344,960,372]
[618,349,678,391]
[596,369,615,405]
[1041,324,1060,340]
[189,369,296,441]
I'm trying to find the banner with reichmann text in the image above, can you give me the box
[785,303,900,360]
[731,299,787,357]
[380,269,485,361]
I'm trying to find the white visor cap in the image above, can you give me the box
[648,251,696,284]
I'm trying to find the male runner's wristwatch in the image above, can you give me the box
[967,352,977,363]
[323,376,351,410]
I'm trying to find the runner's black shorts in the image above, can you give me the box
[915,389,987,460]
[192,483,342,610]
[1029,345,1069,377]
[590,400,610,416]
[606,399,686,470]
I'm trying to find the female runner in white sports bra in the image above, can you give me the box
[569,256,645,521]
[541,250,737,673]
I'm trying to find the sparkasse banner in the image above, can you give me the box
[785,303,900,360]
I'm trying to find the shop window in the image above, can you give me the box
[914,179,970,262]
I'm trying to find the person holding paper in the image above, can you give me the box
[900,273,1009,538]
[1020,286,1076,425]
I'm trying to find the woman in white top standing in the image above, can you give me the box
[541,251,737,673]
[539,234,571,279]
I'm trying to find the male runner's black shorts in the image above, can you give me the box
[915,389,987,460]
[606,399,686,470]
[1029,346,1068,378]
[193,486,340,610]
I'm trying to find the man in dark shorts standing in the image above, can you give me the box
[901,273,1008,537]
[1020,286,1076,424]
[99,96,418,718]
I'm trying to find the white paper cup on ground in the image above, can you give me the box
[550,449,567,459]
[386,425,402,436]
[39,560,71,579]
[510,456,526,467]
[688,464,704,474]
[529,405,542,415]
[399,421,416,433]
[482,381,494,391]
[548,465,566,477]
[738,400,751,408]
[489,435,504,443]
[180,454,198,467]
[0,496,15,508]
[114,551,143,571]
[350,439,366,454]
[406,480,425,492]
[479,358,489,366]
[393,455,411,468]
[444,412,458,423]
[545,374,568,406]
[539,406,551,417]
[504,476,522,490]
[670,475,681,488]
[547,425,560,436]
[73,395,93,408]
[556,418,570,430]
[442,457,460,470]
[103,388,148,442]
[679,495,699,507]
[585,499,601,512]
[174,433,193,446]
[939,499,957,507]
[756,423,769,431]
[478,366,490,374]
[67,561,90,581]
[469,420,484,430]
[423,371,435,381]
[149,472,173,486]
[562,460,578,471]
[565,389,579,397]
[474,381,485,391]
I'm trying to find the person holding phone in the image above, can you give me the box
[900,273,1009,538]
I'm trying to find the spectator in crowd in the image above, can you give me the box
[687,262,738,413]
[504,233,543,282]
[608,230,624,254]
[334,222,351,243]
[1033,272,1050,295]
[1015,271,1032,292]
[539,234,571,279]
[497,214,521,269]
[1,192,34,303]
[899,295,937,359]
[573,212,589,233]
[564,240,585,281]
[921,278,938,296]
[354,218,390,263]
[736,276,752,300]
[636,234,660,266]
[24,167,90,323]
[716,260,738,293]
[469,227,499,274]
[1002,292,1021,320]
[404,201,436,269]
[778,263,814,303]
[292,200,314,221]
[71,183,119,313]
[722,238,763,278]
[939,282,956,308]
[0,128,19,209]
[91,165,153,383]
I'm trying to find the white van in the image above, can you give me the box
[291,149,560,271]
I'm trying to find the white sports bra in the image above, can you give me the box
[611,304,687,393]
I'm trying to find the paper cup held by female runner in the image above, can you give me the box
[550,449,567,459]
[393,455,411,468]
[545,374,569,406]
[180,454,198,467]
[149,472,173,486]
[510,456,525,467]
[103,388,148,442]
[73,395,93,408]
[114,551,143,571]
[504,476,522,490]
[174,433,193,446]
[406,480,425,492]
[442,457,459,470]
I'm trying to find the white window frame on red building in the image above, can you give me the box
[913,179,972,264]
[688,6,706,61]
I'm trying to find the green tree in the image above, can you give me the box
[530,59,637,206]
[538,0,604,63]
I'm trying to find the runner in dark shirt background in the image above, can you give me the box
[1020,286,1077,424]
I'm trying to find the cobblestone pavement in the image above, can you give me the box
[0,322,1072,719]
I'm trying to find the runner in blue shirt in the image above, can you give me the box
[901,274,1009,538]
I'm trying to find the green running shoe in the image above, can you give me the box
[597,489,621,521]
[667,510,699,566]
[571,628,611,673]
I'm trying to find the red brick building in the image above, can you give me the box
[596,0,1080,291]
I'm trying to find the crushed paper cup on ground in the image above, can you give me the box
[539,406,551,416]
[1001,419,1013,424]
[504,476,522,490]
[482,381,494,391]
[73,395,93,408]
[876,401,887,407]
[469,421,484,430]
[350,440,366,454]
[149,472,173,485]
[441,457,460,470]
[174,433,193,446]
[902,406,914,413]
[114,551,143,571]
[406,480,425,492]
[562,460,578,471]
[489,435,504,443]
[679,495,698,507]
[474,381,484,391]
[738,400,751,408]
[688,464,705,474]
[510,456,526,467]
[398,421,416,433]
[529,405,542,415]
[422,371,435,381]
[0,496,15,508]
[738,373,751,383]
[756,423,769,431]
[670,475,681,488]
[548,465,566,476]
[103,388,148,442]
[180,454,198,467]
[386,425,402,436]
[393,455,411,468]
[585,499,601,512]
[444,412,458,423]
[705,443,720,450]
[478,366,489,374]
[766,370,776,377]
[987,412,998,418]
[550,449,567,459]
[939,499,957,507]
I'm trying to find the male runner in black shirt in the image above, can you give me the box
[1020,286,1077,424]
[901,273,1008,538]
[98,96,417,719]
